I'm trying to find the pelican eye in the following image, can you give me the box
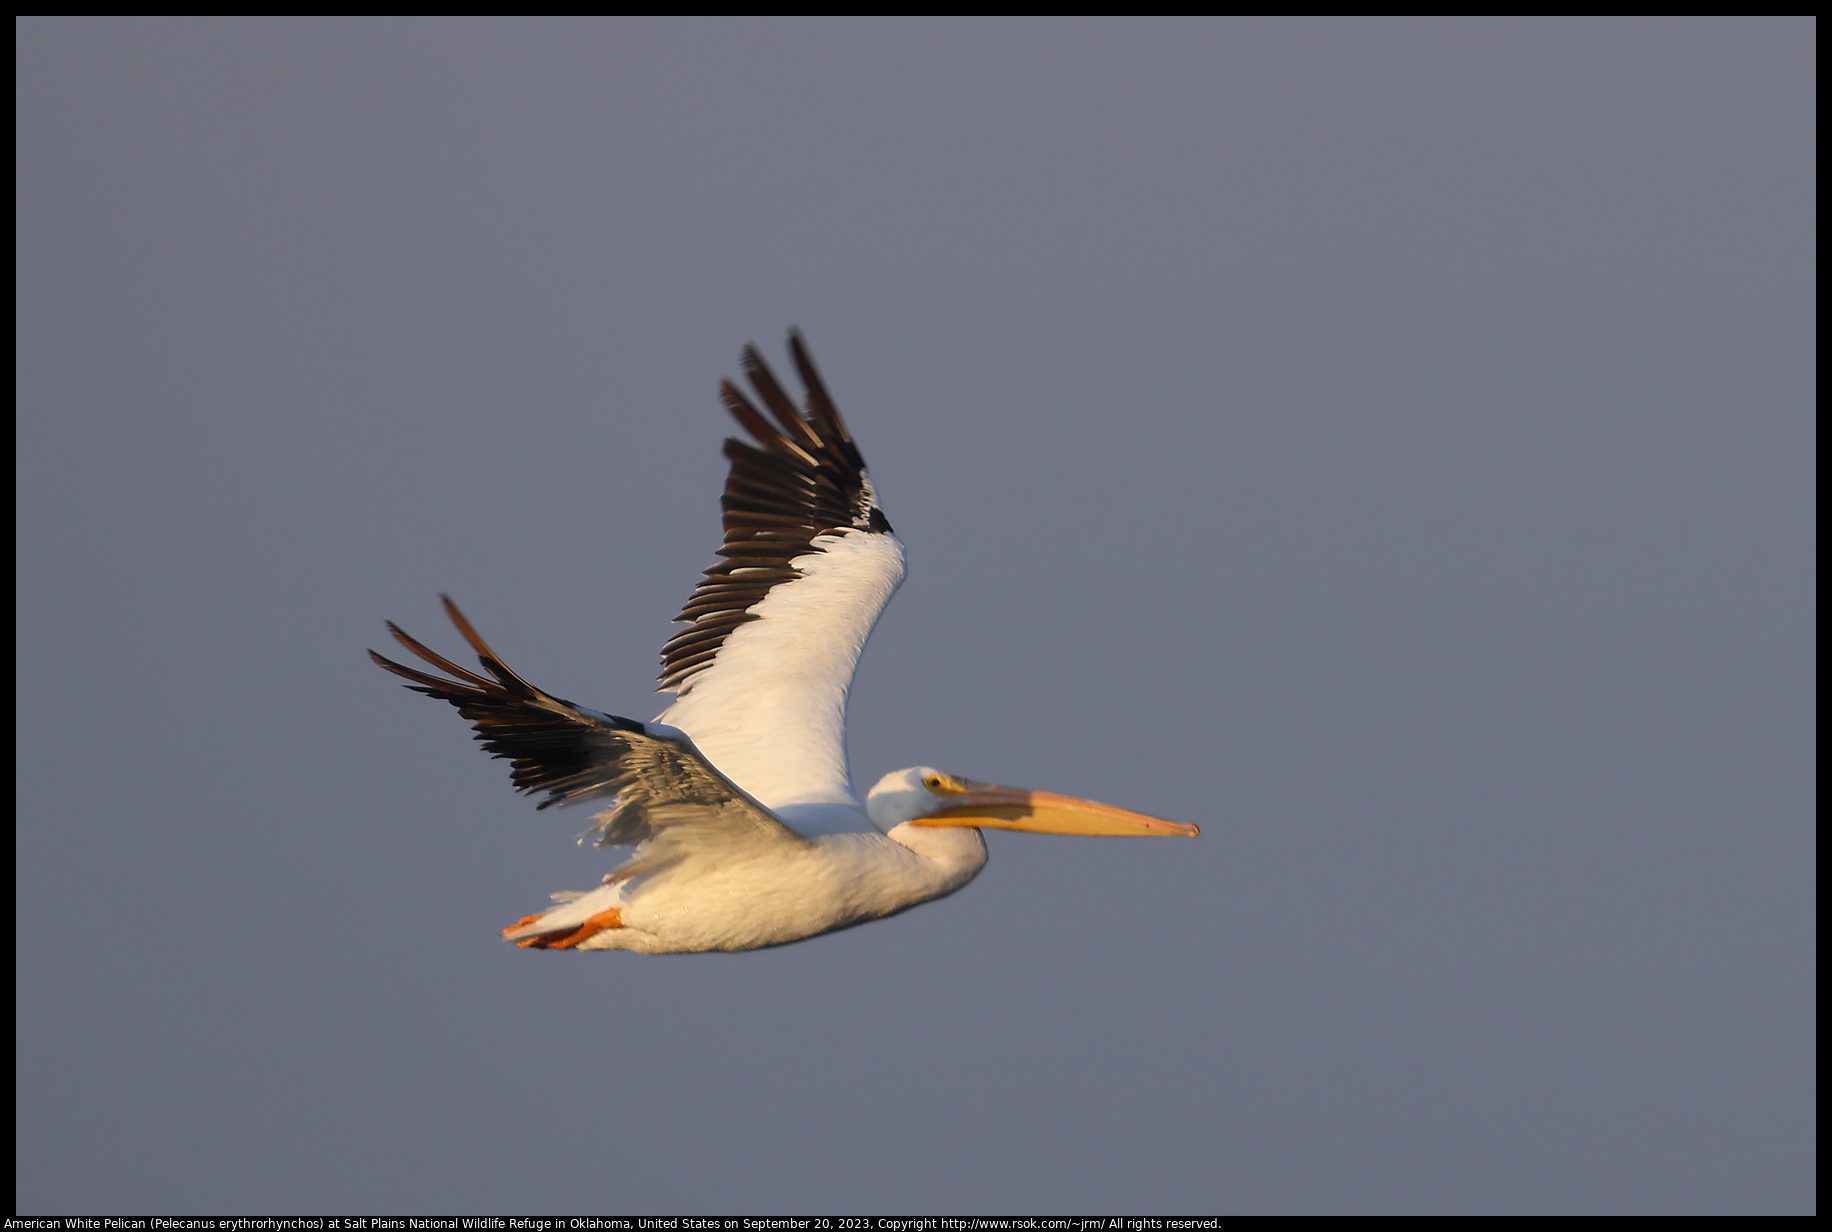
[922,773,966,795]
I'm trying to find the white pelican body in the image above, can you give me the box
[519,802,988,954]
[373,335,1196,954]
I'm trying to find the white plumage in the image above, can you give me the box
[655,528,907,829]
[372,334,1196,954]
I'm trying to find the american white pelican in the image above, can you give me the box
[372,333,1197,953]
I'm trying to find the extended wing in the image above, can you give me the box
[370,596,802,856]
[651,334,906,824]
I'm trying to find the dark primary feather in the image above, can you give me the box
[659,331,893,693]
[370,596,799,850]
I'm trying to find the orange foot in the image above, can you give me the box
[507,907,624,950]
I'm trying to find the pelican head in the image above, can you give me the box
[864,766,1199,838]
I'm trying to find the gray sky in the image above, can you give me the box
[16,17,1813,1215]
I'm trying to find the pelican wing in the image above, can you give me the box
[659,332,891,692]
[371,596,803,852]
[652,334,907,817]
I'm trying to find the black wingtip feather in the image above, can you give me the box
[660,333,892,694]
[373,601,646,809]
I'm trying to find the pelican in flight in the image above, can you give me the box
[372,334,1197,953]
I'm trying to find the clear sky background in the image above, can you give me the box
[16,17,1813,1215]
